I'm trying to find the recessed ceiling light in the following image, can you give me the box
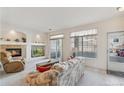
[117,7,124,12]
[36,34,40,39]
[10,30,16,34]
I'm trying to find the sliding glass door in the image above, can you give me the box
[50,39,62,61]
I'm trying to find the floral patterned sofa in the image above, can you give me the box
[54,58,85,86]
[26,58,85,86]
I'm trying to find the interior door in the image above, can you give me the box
[107,31,124,76]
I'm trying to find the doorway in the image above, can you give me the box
[50,39,63,61]
[107,31,124,77]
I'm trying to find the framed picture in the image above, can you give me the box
[113,38,119,42]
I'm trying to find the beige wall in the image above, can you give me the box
[31,32,47,43]
[47,15,124,71]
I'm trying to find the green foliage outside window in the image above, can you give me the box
[31,46,45,57]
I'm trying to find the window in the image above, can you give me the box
[71,29,97,58]
[50,34,63,61]
[31,45,45,58]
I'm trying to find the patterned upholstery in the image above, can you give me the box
[26,58,85,86]
[0,52,25,73]
[53,58,85,86]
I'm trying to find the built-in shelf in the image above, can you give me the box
[0,41,27,45]
[0,41,46,46]
[31,43,45,46]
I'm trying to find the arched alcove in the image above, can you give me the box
[2,31,27,43]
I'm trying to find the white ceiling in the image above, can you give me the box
[1,7,124,32]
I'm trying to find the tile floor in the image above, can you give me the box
[1,60,124,86]
[77,69,124,86]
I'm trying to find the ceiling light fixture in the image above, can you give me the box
[49,28,52,31]
[117,7,124,12]
[36,34,40,39]
[10,30,16,35]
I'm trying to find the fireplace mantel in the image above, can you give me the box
[0,41,27,45]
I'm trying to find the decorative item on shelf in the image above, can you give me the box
[0,36,3,41]
[35,41,39,43]
[15,39,20,42]
[48,60,51,63]
[21,37,26,42]
[6,38,11,41]
[113,38,119,43]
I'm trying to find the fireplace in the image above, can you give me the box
[6,48,22,57]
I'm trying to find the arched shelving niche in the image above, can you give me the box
[1,30,27,45]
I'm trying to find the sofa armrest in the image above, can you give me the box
[4,61,24,73]
[10,58,25,65]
